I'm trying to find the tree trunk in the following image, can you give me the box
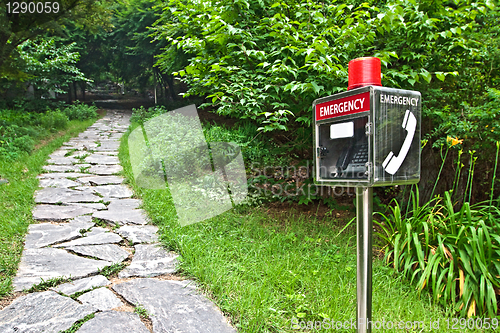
[67,85,72,103]
[82,82,86,101]
[73,82,78,100]
[166,75,176,101]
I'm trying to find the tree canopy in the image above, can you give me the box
[0,0,112,80]
[152,0,498,132]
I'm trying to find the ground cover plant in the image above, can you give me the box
[0,102,99,160]
[118,121,499,332]
[0,113,99,298]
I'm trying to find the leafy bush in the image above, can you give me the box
[0,103,93,159]
[203,122,289,167]
[153,0,496,132]
[377,142,500,317]
[376,188,500,317]
[427,88,500,152]
[64,101,98,121]
[131,105,169,123]
[11,135,35,153]
[41,110,68,130]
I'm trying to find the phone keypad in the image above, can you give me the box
[352,143,368,165]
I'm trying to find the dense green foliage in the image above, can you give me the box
[0,0,112,78]
[64,101,98,121]
[0,103,98,159]
[16,38,89,98]
[153,0,497,132]
[131,105,288,167]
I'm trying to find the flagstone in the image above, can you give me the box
[116,225,158,245]
[88,164,123,175]
[77,175,124,185]
[24,219,94,248]
[85,154,120,165]
[0,291,96,333]
[66,244,129,263]
[92,185,133,198]
[113,279,236,333]
[107,198,141,210]
[54,232,122,248]
[118,244,178,278]
[32,205,94,221]
[77,287,123,311]
[76,311,149,333]
[43,164,91,172]
[13,248,110,291]
[93,209,148,226]
[52,275,111,295]
[38,178,81,188]
[35,188,101,204]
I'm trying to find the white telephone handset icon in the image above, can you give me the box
[382,110,416,175]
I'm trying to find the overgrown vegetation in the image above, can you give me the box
[131,105,290,169]
[377,189,500,318]
[376,141,500,317]
[0,103,98,159]
[154,0,498,132]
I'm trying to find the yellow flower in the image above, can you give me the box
[447,136,463,146]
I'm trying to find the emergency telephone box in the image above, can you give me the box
[313,85,421,187]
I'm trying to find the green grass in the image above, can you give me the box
[0,118,97,299]
[118,123,497,332]
[134,305,151,319]
[97,263,126,278]
[92,217,108,228]
[58,313,95,333]
[26,276,72,293]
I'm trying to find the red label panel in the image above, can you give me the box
[316,91,370,121]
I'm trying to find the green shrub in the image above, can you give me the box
[131,105,169,123]
[12,135,35,153]
[64,101,98,121]
[52,110,68,129]
[427,88,500,152]
[41,110,68,130]
[203,122,289,167]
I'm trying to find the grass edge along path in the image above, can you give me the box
[118,122,496,333]
[0,117,100,300]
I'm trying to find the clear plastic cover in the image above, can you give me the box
[372,87,421,185]
[317,116,369,181]
[313,86,421,186]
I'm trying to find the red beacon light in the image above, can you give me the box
[348,57,382,90]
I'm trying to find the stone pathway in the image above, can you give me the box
[0,111,236,333]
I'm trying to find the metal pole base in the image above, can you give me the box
[356,187,373,333]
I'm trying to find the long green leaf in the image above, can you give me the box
[434,266,449,302]
[485,279,497,317]
[458,248,477,283]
